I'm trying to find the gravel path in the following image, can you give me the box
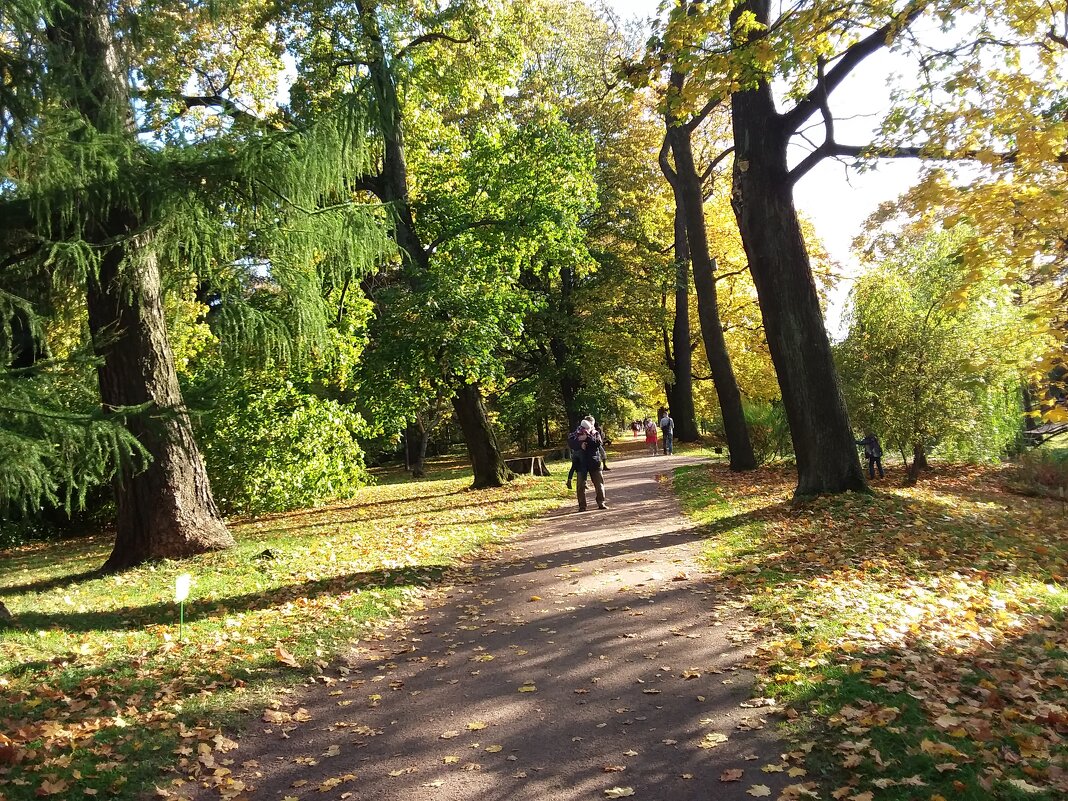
[204,454,798,801]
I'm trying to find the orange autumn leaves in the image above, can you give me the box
[679,462,1068,799]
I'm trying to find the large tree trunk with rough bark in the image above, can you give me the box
[452,382,512,488]
[664,123,756,469]
[88,245,233,571]
[729,5,866,494]
[53,0,232,570]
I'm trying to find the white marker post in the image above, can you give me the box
[175,573,192,641]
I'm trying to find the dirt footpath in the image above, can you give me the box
[203,454,799,801]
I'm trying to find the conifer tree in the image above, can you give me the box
[1,0,388,566]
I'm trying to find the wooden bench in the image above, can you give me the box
[505,456,551,476]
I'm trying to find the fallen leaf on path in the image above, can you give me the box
[604,788,634,798]
[1006,779,1045,794]
[274,643,300,668]
[518,683,537,693]
[720,769,744,782]
[746,786,771,797]
[698,732,728,749]
[38,778,68,795]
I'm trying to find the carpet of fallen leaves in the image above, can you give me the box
[676,462,1068,801]
[0,470,568,800]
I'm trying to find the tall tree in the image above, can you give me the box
[662,196,700,442]
[11,0,235,569]
[2,0,389,564]
[656,0,1068,494]
[660,112,755,466]
[290,0,519,487]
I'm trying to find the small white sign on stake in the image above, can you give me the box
[175,573,193,603]
[174,573,193,640]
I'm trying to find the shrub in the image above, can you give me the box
[194,373,370,515]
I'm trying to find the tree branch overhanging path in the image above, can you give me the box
[191,455,796,801]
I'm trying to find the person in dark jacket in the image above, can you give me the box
[856,432,884,479]
[567,419,608,511]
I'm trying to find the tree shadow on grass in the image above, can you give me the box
[245,493,527,537]
[1,499,776,637]
[0,568,106,598]
[691,463,1066,589]
[229,487,470,529]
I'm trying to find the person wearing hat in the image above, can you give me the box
[567,418,608,511]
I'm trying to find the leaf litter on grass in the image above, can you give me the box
[0,473,569,800]
[675,463,1068,800]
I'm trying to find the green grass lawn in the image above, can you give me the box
[0,464,569,800]
[674,462,1068,801]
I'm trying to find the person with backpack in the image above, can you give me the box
[567,419,608,511]
[659,410,675,455]
[856,432,884,479]
[643,417,658,455]
[590,417,612,471]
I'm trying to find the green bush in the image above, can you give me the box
[742,401,793,465]
[707,402,792,464]
[194,373,370,515]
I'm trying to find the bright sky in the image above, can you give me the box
[603,0,921,336]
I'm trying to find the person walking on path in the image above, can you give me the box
[568,419,607,511]
[659,410,675,455]
[643,417,658,455]
[856,432,884,479]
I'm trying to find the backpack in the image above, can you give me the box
[644,421,657,436]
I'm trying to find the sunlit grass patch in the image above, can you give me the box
[0,472,569,800]
[675,463,1068,800]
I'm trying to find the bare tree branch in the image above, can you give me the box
[781,1,928,137]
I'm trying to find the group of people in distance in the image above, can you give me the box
[567,411,676,513]
[629,410,674,456]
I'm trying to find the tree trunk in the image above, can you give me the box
[52,0,231,570]
[729,0,866,495]
[667,202,701,442]
[550,264,584,431]
[88,246,233,571]
[664,123,755,469]
[405,421,428,478]
[905,443,928,484]
[452,382,512,488]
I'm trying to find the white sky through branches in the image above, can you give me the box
[603,0,921,336]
